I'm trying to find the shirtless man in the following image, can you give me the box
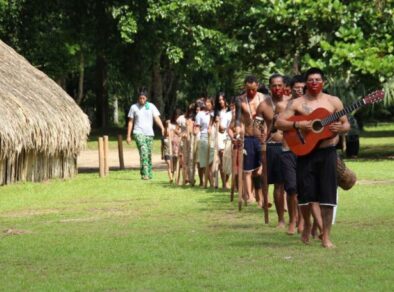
[276,68,350,248]
[235,75,273,206]
[267,74,286,228]
[275,75,305,234]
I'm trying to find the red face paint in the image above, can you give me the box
[247,89,257,99]
[271,87,284,98]
[306,82,323,95]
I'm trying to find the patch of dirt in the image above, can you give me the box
[3,229,32,235]
[77,149,166,170]
[0,209,61,218]
[357,179,394,185]
[59,217,99,223]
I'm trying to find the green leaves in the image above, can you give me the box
[112,5,138,44]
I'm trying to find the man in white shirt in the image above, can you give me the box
[126,90,165,180]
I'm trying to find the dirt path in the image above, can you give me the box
[77,149,166,171]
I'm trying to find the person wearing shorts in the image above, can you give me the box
[275,67,350,248]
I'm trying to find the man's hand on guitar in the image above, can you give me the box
[297,120,313,131]
[328,121,343,133]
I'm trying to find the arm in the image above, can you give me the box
[154,115,165,137]
[275,99,312,131]
[126,118,133,144]
[234,96,243,135]
[329,97,351,134]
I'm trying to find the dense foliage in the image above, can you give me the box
[1,0,393,126]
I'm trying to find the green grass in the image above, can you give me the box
[1,124,393,291]
[358,122,394,159]
[1,168,394,291]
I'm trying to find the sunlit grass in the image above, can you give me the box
[0,165,393,290]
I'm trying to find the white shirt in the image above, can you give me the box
[219,110,232,130]
[195,111,213,134]
[176,115,187,131]
[128,102,160,136]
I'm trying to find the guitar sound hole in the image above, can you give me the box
[312,120,323,132]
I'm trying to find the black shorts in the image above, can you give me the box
[297,147,338,206]
[243,136,261,172]
[280,151,297,195]
[267,143,283,184]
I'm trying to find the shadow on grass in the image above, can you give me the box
[360,129,394,138]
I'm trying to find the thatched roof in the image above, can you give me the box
[0,40,90,159]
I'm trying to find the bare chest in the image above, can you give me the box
[296,100,335,116]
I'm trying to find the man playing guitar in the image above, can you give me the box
[275,68,350,248]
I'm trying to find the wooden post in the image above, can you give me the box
[262,143,269,224]
[103,135,109,175]
[98,137,105,177]
[168,126,174,182]
[237,135,244,211]
[117,134,125,170]
[190,133,197,186]
[204,132,211,188]
[230,143,237,202]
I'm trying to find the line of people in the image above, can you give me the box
[128,67,350,248]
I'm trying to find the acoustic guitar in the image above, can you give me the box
[284,90,385,156]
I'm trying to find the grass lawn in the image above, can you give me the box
[0,124,393,291]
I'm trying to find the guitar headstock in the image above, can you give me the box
[363,90,385,105]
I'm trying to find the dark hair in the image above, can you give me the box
[258,84,269,95]
[305,67,325,81]
[244,75,258,84]
[138,87,148,97]
[215,92,227,112]
[290,75,306,88]
[283,75,291,87]
[269,73,283,85]
[170,108,182,124]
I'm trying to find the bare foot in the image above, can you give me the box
[322,239,336,249]
[287,222,296,235]
[301,225,311,244]
[297,225,304,234]
[277,221,286,229]
[247,197,256,203]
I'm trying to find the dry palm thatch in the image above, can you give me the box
[0,40,90,185]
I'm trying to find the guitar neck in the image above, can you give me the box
[321,99,364,126]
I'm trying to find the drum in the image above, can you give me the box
[336,156,357,190]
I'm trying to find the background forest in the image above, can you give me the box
[1,0,393,128]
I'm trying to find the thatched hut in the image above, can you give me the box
[0,40,90,185]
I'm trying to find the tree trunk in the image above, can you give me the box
[292,51,300,75]
[76,50,85,105]
[95,54,109,128]
[151,54,164,114]
[113,96,119,126]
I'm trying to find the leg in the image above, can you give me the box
[297,206,304,233]
[300,204,312,244]
[199,166,205,187]
[165,160,173,182]
[134,134,149,179]
[145,136,153,179]
[252,174,263,208]
[274,183,285,228]
[311,202,323,238]
[244,172,253,202]
[321,205,335,248]
[287,193,298,235]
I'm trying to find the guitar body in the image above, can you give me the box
[284,107,335,156]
